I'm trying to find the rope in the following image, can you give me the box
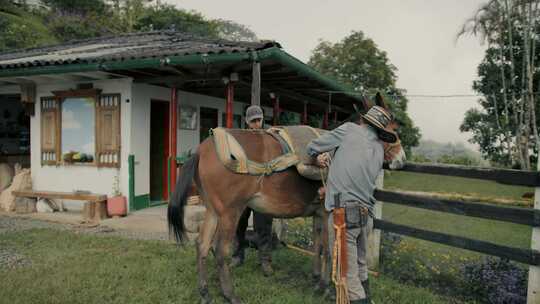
[318,158,349,303]
[332,209,350,304]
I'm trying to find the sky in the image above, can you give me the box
[170,0,487,149]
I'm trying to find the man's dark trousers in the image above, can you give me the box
[234,207,273,262]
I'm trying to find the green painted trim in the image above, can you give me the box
[128,154,135,212]
[149,200,167,207]
[260,47,362,103]
[134,194,150,210]
[0,46,362,107]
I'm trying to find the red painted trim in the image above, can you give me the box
[226,83,234,128]
[323,110,329,129]
[169,88,178,195]
[273,97,280,125]
[302,102,308,124]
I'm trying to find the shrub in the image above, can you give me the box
[462,257,527,304]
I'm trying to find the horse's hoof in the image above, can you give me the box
[313,283,323,294]
[229,296,242,304]
[199,287,212,304]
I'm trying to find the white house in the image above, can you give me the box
[0,31,360,212]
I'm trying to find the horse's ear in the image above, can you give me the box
[374,92,388,109]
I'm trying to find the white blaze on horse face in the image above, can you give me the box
[388,147,406,170]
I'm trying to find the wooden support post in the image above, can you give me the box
[273,96,280,125]
[302,102,308,125]
[528,158,540,303]
[323,110,329,129]
[226,82,234,128]
[368,170,384,270]
[251,61,261,106]
[333,111,338,125]
[169,88,178,195]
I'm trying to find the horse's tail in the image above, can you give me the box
[167,152,200,243]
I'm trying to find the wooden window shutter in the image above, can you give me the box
[40,97,60,165]
[96,94,121,167]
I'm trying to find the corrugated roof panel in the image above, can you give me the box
[0,31,278,69]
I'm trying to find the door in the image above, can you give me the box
[150,100,170,204]
[199,107,218,143]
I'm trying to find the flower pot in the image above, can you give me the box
[107,196,127,217]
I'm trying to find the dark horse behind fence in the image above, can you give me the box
[168,95,405,304]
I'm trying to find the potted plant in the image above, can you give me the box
[107,174,127,218]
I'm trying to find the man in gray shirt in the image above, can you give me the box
[307,106,399,304]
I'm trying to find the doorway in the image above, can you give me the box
[150,100,170,204]
[199,107,218,143]
[0,94,30,168]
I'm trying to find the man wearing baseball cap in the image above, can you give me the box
[307,106,398,304]
[231,105,275,276]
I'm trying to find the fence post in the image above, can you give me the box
[528,160,540,304]
[368,170,384,269]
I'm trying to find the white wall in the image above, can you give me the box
[31,79,133,202]
[177,90,273,155]
[131,83,170,196]
[27,78,273,212]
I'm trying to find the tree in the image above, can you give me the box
[308,31,420,154]
[458,0,540,169]
[134,3,218,37]
[0,1,57,51]
[214,19,258,42]
[41,0,122,41]
[309,31,397,90]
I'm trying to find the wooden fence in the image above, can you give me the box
[375,162,540,304]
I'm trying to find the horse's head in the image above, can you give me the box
[358,92,406,170]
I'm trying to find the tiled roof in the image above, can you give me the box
[0,31,279,69]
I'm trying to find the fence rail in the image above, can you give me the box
[374,189,540,227]
[375,162,540,271]
[384,162,540,186]
[374,219,540,266]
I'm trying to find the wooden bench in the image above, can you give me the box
[12,190,108,222]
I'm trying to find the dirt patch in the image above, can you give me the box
[0,248,31,269]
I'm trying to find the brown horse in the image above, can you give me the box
[168,97,405,304]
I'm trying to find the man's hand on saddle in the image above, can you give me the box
[315,152,331,168]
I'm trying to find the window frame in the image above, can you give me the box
[40,89,121,168]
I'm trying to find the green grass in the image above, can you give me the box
[384,171,533,206]
[0,228,460,304]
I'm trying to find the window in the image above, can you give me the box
[61,97,95,164]
[40,90,121,167]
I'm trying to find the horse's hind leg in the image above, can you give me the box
[215,211,242,304]
[197,207,218,304]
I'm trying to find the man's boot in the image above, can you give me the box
[361,279,371,303]
[350,299,369,304]
[230,248,245,267]
[261,256,274,277]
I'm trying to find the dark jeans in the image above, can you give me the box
[234,207,273,261]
